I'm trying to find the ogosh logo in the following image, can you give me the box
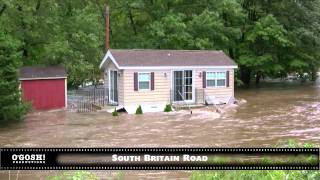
[12,154,45,164]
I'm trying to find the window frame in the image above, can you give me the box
[206,71,227,88]
[216,71,227,87]
[206,72,216,88]
[138,72,151,91]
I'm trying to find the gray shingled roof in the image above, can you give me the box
[19,66,67,80]
[109,49,237,67]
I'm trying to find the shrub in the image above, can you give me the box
[135,105,143,114]
[164,104,172,112]
[112,108,118,116]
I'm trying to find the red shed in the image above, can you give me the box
[19,66,67,110]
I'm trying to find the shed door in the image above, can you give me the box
[21,79,66,110]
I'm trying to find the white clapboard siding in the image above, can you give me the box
[105,66,235,106]
[123,70,171,105]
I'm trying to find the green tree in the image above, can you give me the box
[148,13,191,49]
[237,0,320,85]
[0,31,27,123]
[1,0,319,88]
[0,0,104,88]
[238,15,292,84]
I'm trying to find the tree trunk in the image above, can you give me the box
[311,68,318,82]
[228,48,235,59]
[35,0,41,11]
[127,4,137,35]
[0,4,6,16]
[17,5,28,62]
[239,66,251,86]
[255,72,261,85]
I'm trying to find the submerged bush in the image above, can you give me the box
[135,105,143,114]
[164,104,172,112]
[112,108,118,116]
[46,171,99,180]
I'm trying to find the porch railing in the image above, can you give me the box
[170,88,205,104]
[178,90,192,114]
[195,88,205,104]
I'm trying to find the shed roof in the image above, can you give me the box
[100,49,237,69]
[19,66,67,80]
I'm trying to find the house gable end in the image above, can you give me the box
[99,50,120,70]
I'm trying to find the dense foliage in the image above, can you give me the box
[1,0,319,88]
[0,29,27,124]
[191,170,320,180]
[110,0,320,85]
[45,170,320,180]
[0,0,104,88]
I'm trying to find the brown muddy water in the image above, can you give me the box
[0,82,320,179]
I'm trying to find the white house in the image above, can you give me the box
[99,49,237,114]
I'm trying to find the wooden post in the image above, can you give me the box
[105,5,110,51]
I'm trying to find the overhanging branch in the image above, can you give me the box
[0,4,7,16]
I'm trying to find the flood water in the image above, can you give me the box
[0,82,319,179]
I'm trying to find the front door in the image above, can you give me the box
[173,70,193,102]
[109,70,118,103]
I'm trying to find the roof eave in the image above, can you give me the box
[19,77,67,81]
[117,65,238,70]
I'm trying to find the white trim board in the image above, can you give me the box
[99,50,120,69]
[65,79,67,108]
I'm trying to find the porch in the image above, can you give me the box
[170,88,206,105]
[169,87,234,110]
